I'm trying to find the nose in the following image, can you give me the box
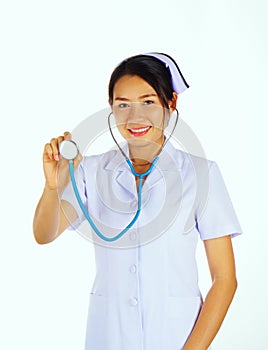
[127,103,146,123]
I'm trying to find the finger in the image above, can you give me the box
[50,137,61,161]
[43,143,54,161]
[63,131,72,140]
[57,135,64,144]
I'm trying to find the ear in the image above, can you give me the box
[164,93,178,128]
[168,92,178,112]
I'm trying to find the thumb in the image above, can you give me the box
[73,152,83,169]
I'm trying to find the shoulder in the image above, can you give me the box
[79,148,121,171]
[167,142,215,174]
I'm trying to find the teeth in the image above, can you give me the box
[129,126,150,133]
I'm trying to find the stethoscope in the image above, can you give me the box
[59,108,179,242]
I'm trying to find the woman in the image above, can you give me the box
[33,53,242,349]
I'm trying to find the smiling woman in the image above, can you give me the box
[33,52,243,350]
[108,54,183,170]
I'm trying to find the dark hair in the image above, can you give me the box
[108,54,174,108]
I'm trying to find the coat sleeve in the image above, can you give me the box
[195,161,243,240]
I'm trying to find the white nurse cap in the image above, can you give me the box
[144,52,189,94]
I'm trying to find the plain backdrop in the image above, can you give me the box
[0,0,267,349]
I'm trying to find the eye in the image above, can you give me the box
[144,100,154,105]
[118,103,130,108]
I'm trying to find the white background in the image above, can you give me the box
[1,0,267,349]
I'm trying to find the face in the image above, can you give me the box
[111,75,171,148]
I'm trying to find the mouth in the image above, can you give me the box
[128,126,151,137]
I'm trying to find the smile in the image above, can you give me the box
[128,126,151,137]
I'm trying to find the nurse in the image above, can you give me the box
[33,53,242,349]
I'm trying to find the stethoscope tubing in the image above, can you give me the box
[69,159,157,242]
[66,107,178,242]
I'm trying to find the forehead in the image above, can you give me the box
[113,75,157,99]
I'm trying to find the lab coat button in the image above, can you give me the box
[129,297,138,306]
[129,264,137,273]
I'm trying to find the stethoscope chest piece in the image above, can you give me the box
[60,140,79,161]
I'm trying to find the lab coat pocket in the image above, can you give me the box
[85,293,107,349]
[166,296,202,350]
[88,292,106,316]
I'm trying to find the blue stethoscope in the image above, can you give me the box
[59,109,178,242]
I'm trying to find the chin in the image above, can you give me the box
[126,138,151,146]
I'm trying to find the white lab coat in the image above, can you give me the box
[62,141,242,350]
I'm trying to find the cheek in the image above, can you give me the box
[115,119,128,132]
[116,124,128,138]
[151,117,165,130]
[110,112,126,128]
[149,110,166,127]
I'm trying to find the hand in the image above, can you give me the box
[43,131,82,192]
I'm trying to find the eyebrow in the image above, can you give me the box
[114,93,157,101]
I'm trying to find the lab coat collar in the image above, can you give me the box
[104,141,184,196]
[104,140,183,172]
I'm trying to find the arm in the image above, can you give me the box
[33,189,78,244]
[183,235,237,350]
[33,132,82,244]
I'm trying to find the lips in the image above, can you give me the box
[128,126,151,137]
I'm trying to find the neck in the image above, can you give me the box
[128,136,165,166]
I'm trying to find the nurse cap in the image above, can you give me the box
[144,52,189,94]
